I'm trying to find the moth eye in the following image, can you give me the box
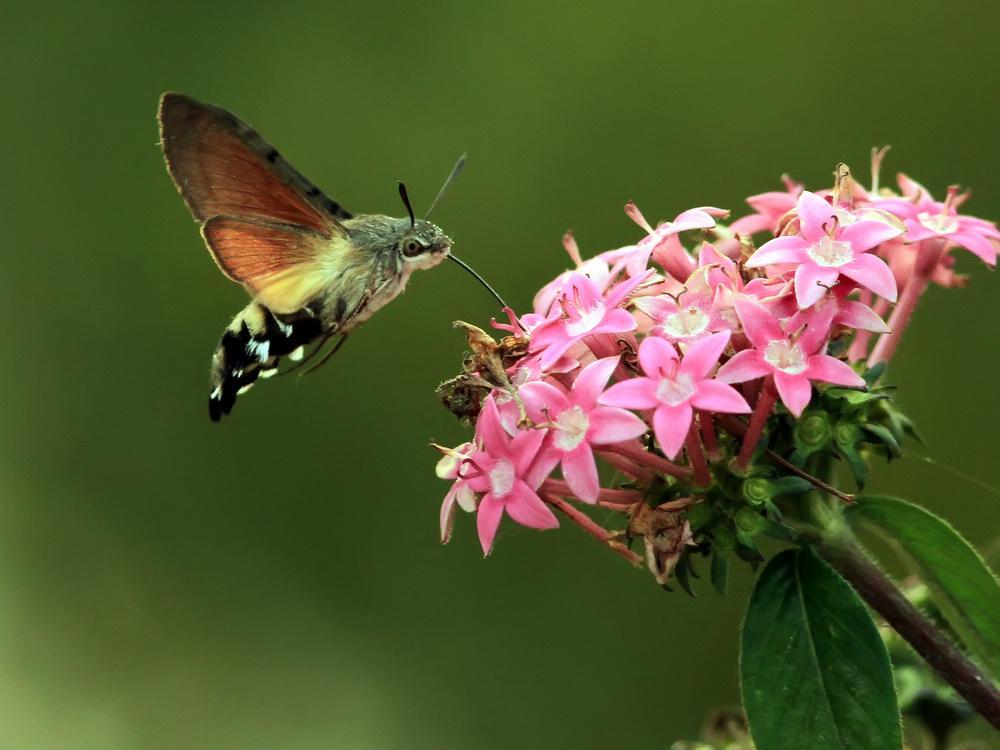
[403,238,424,257]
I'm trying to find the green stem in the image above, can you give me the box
[815,531,1000,730]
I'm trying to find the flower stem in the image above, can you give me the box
[603,442,692,480]
[816,535,1000,730]
[597,449,655,483]
[869,239,944,367]
[699,412,720,460]
[685,426,711,487]
[543,493,642,566]
[736,377,776,471]
[541,478,644,505]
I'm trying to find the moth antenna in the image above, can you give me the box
[425,153,467,220]
[447,254,508,309]
[398,182,416,228]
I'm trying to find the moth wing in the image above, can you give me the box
[202,217,346,315]
[158,92,352,236]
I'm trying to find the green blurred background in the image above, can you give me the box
[2,1,998,747]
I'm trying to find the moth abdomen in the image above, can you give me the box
[208,302,325,421]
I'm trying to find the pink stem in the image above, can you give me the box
[685,426,711,487]
[603,442,692,480]
[699,412,720,460]
[543,493,642,565]
[597,449,656,483]
[736,377,776,471]
[869,240,943,366]
[541,478,643,505]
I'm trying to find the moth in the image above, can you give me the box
[158,92,503,421]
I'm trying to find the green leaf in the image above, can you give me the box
[741,549,901,750]
[846,495,1000,678]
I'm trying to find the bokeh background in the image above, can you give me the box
[2,1,999,747]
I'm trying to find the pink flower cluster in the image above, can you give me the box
[437,158,998,557]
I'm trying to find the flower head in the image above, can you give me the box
[717,297,865,416]
[599,331,750,458]
[520,357,647,502]
[746,191,904,309]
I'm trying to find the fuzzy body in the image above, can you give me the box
[157,91,451,420]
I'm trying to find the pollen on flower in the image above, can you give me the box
[763,340,806,374]
[656,373,697,406]
[917,211,959,235]
[562,298,606,336]
[663,306,710,338]
[433,152,997,584]
[488,459,516,498]
[806,236,853,267]
[554,406,590,451]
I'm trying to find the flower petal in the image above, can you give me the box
[638,335,678,378]
[679,330,731,380]
[715,349,771,384]
[476,397,510,457]
[744,236,808,267]
[840,219,904,253]
[840,253,898,302]
[690,380,751,414]
[734,296,784,349]
[519,381,571,423]
[587,406,649,444]
[804,355,866,387]
[476,494,505,555]
[593,307,639,335]
[797,191,837,239]
[652,403,693,459]
[793,263,839,309]
[773,371,812,418]
[838,300,890,333]
[598,378,659,409]
[511,427,547,476]
[950,231,998,266]
[570,356,619,410]
[561,444,600,503]
[504,482,560,530]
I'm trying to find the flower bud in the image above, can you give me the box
[795,411,833,451]
[741,478,771,507]
[734,508,767,537]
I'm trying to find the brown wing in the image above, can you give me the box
[158,92,352,236]
[201,216,349,315]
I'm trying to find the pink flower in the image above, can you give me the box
[436,442,478,543]
[746,191,904,309]
[461,397,558,555]
[729,175,802,236]
[876,185,999,266]
[519,357,648,502]
[598,331,750,459]
[530,270,649,370]
[716,297,865,417]
[785,283,889,335]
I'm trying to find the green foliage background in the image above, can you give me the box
[1,2,998,747]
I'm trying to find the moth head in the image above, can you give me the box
[399,219,451,269]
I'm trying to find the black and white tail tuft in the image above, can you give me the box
[208,302,324,421]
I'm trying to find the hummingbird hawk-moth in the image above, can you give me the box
[158,92,502,421]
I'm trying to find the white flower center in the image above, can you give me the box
[656,372,696,406]
[663,306,709,339]
[763,340,806,375]
[554,405,590,451]
[917,211,959,235]
[563,301,606,337]
[488,459,516,499]
[806,235,853,267]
